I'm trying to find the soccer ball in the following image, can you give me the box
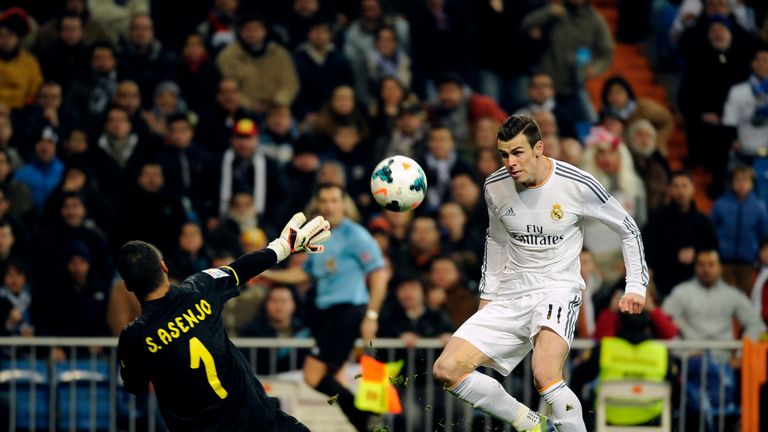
[370,155,428,212]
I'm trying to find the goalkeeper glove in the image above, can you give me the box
[267,212,331,262]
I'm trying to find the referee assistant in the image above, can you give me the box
[263,183,389,432]
[117,212,330,431]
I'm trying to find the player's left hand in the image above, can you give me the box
[268,212,332,262]
[618,293,645,314]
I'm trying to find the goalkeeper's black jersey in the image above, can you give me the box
[117,253,278,431]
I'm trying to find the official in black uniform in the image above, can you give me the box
[117,213,330,431]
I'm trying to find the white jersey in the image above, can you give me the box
[479,159,648,300]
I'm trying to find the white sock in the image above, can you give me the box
[450,371,539,430]
[539,380,586,432]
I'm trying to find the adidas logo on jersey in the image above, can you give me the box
[501,207,515,217]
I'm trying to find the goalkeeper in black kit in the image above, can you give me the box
[117,213,330,431]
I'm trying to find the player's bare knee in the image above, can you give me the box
[532,365,561,390]
[433,356,464,386]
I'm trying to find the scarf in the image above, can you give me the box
[0,286,32,330]
[615,99,637,120]
[219,148,266,217]
[89,70,117,115]
[98,133,138,168]
[370,50,401,81]
[529,98,556,113]
[425,151,457,208]
[749,74,768,124]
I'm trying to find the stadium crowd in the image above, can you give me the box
[1,0,768,428]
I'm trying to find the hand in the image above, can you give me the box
[400,332,419,348]
[678,247,695,265]
[360,317,378,345]
[267,212,331,262]
[618,293,645,314]
[43,107,59,126]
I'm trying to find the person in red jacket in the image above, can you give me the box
[594,285,678,340]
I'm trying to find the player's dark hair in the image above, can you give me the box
[315,182,346,198]
[497,114,542,148]
[117,241,166,298]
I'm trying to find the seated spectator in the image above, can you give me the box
[303,160,362,222]
[166,221,209,283]
[438,201,483,284]
[112,80,152,140]
[450,172,488,235]
[195,78,257,155]
[216,14,299,113]
[380,275,453,346]
[561,136,584,166]
[91,106,151,195]
[600,76,674,155]
[271,0,323,50]
[117,13,179,106]
[15,126,64,210]
[312,85,370,142]
[208,191,258,255]
[0,9,42,110]
[722,45,768,164]
[141,80,190,139]
[393,215,442,279]
[259,104,299,166]
[42,163,114,237]
[374,99,427,161]
[0,259,34,336]
[15,82,80,159]
[751,238,768,326]
[292,16,354,122]
[240,285,311,374]
[419,127,473,213]
[515,71,578,139]
[196,0,239,53]
[426,255,477,328]
[177,34,221,115]
[215,118,288,232]
[594,285,678,340]
[363,27,411,106]
[89,0,150,38]
[626,119,670,213]
[531,110,559,137]
[475,148,503,180]
[34,13,90,92]
[66,42,119,130]
[711,165,768,293]
[429,72,506,160]
[32,0,114,51]
[368,76,409,138]
[643,171,718,300]
[322,123,373,212]
[472,116,501,151]
[672,0,757,42]
[283,138,320,215]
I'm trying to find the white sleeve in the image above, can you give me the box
[721,85,740,127]
[579,176,649,297]
[478,190,508,301]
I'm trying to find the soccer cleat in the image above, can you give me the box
[521,413,549,432]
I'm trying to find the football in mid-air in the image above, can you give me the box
[370,155,428,212]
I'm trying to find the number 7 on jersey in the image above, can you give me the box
[189,337,228,399]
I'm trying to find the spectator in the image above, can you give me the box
[66,42,119,128]
[176,34,221,116]
[15,82,80,159]
[196,78,256,155]
[722,45,768,164]
[643,170,718,300]
[472,116,501,151]
[626,119,670,213]
[751,238,768,326]
[594,286,678,340]
[561,136,584,166]
[426,255,478,328]
[283,139,320,215]
[0,149,33,221]
[216,118,287,232]
[345,0,410,108]
[154,113,211,219]
[34,13,91,93]
[475,148,503,180]
[303,160,363,222]
[312,85,370,142]
[450,172,488,235]
[119,162,186,254]
[196,0,239,53]
[274,0,324,51]
[581,126,647,283]
[292,17,354,122]
[663,249,766,360]
[32,0,114,51]
[678,14,754,196]
[259,104,299,166]
[672,0,757,42]
[600,75,674,155]
[240,285,311,374]
[15,126,64,209]
[91,106,150,195]
[473,0,541,112]
[522,0,614,123]
[141,80,189,139]
[532,110,559,137]
[368,76,409,138]
[41,163,114,237]
[112,80,151,140]
[420,127,474,212]
[394,215,442,278]
[711,165,768,293]
[0,9,43,110]
[429,72,507,158]
[0,259,34,336]
[89,0,149,38]
[216,14,300,113]
[322,123,373,212]
[363,26,412,106]
[374,99,427,161]
[166,221,209,282]
[380,274,453,345]
[515,71,578,139]
[117,13,179,107]
[438,201,483,283]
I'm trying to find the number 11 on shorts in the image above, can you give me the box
[189,337,228,399]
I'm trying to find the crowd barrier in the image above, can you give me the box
[0,337,755,432]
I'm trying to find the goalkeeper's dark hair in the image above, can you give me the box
[117,240,166,298]
[497,114,542,148]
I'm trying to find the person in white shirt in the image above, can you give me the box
[723,46,768,161]
[432,114,647,432]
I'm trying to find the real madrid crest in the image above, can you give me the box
[551,203,564,221]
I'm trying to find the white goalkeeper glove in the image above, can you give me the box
[267,212,331,262]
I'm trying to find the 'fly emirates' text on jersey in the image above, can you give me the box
[479,159,648,300]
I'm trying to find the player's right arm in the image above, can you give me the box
[117,329,149,395]
[478,189,508,306]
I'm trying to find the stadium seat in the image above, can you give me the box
[595,381,672,432]
[0,359,49,430]
[55,360,110,431]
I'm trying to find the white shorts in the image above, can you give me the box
[452,289,582,376]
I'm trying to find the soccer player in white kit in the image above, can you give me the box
[432,114,647,431]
